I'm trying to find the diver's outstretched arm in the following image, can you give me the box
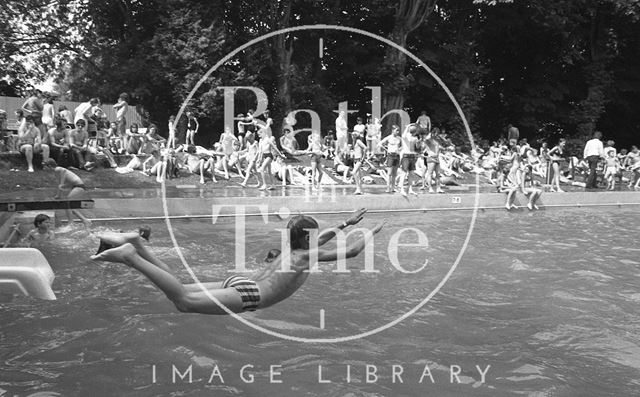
[317,208,368,246]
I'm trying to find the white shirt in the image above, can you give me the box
[74,102,92,124]
[335,116,348,137]
[583,138,604,158]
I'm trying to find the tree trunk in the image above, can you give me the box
[382,0,437,134]
[269,0,292,139]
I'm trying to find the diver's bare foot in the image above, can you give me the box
[97,232,145,251]
[91,243,137,265]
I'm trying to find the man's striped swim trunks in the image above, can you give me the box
[222,275,261,311]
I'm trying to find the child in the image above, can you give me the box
[185,111,199,146]
[239,132,260,187]
[307,130,325,190]
[377,125,403,193]
[258,130,283,190]
[44,158,91,227]
[167,115,177,149]
[398,124,421,196]
[25,214,55,243]
[604,149,621,190]
[351,131,368,195]
[219,126,238,180]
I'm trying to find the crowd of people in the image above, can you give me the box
[2,92,640,205]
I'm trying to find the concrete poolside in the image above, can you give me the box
[2,182,639,221]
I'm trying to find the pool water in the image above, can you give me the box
[1,208,640,396]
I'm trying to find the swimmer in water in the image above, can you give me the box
[91,209,384,314]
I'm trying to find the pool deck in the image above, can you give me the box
[2,183,638,221]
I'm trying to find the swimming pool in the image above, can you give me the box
[1,208,639,396]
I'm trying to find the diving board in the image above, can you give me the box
[0,248,56,300]
[0,199,94,212]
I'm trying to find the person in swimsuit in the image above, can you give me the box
[185,111,199,146]
[548,138,566,192]
[257,129,283,190]
[219,126,238,180]
[239,132,261,187]
[624,145,640,189]
[22,214,56,245]
[335,111,349,156]
[44,158,92,227]
[399,124,421,196]
[307,130,326,190]
[420,130,443,193]
[351,131,368,195]
[167,115,177,149]
[603,149,621,190]
[279,128,303,186]
[377,125,403,193]
[90,209,384,315]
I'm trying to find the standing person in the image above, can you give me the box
[258,130,283,191]
[44,158,91,228]
[41,97,56,130]
[167,115,177,149]
[548,138,567,192]
[239,132,260,188]
[353,117,366,137]
[624,145,640,189]
[74,98,100,126]
[351,131,368,195]
[507,124,519,147]
[219,126,239,180]
[113,93,129,139]
[367,117,382,156]
[258,110,273,137]
[307,129,325,190]
[185,111,199,146]
[603,149,621,190]
[279,128,302,186]
[377,125,403,193]
[58,105,73,128]
[583,131,605,189]
[398,124,421,196]
[48,118,70,166]
[416,110,431,133]
[421,129,443,193]
[22,89,45,137]
[335,110,348,156]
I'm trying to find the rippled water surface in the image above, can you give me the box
[1,208,640,396]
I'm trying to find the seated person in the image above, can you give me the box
[68,119,95,170]
[48,118,70,167]
[179,144,216,184]
[17,115,44,172]
[124,123,144,154]
[141,150,166,183]
[143,124,166,150]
